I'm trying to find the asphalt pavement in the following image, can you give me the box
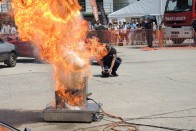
[0,46,196,131]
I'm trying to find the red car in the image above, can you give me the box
[5,35,35,57]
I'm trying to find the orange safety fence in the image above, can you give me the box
[87,28,196,48]
[87,29,157,47]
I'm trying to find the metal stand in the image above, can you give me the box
[43,103,100,122]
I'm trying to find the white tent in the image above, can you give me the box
[108,0,166,24]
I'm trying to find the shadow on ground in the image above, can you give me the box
[17,58,46,64]
[0,109,44,127]
[93,74,116,78]
[0,65,8,69]
[17,58,35,63]
[0,109,78,130]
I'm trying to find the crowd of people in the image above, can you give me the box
[88,18,159,48]
[0,21,17,35]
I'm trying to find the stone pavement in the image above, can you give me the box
[0,46,196,131]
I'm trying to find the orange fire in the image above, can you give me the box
[11,0,107,108]
[0,126,9,131]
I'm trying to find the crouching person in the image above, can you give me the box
[100,44,121,77]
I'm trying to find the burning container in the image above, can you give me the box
[55,71,89,110]
[43,72,100,122]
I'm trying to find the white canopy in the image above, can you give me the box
[108,0,166,18]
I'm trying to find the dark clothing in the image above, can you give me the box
[111,59,121,72]
[145,30,153,47]
[144,21,152,29]
[192,21,196,32]
[102,47,116,66]
[144,21,153,47]
[192,21,196,45]
[101,47,121,72]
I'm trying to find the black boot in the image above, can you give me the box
[111,71,118,77]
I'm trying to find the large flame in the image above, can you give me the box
[11,0,106,108]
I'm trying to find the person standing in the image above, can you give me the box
[108,23,113,30]
[118,22,123,46]
[120,21,129,45]
[100,44,121,77]
[144,18,153,47]
[113,22,119,46]
[10,24,17,35]
[130,21,137,45]
[108,23,115,46]
[94,20,101,29]
[192,21,196,46]
[1,22,11,34]
[88,21,94,30]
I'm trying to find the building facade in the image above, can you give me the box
[79,0,139,15]
[79,0,140,22]
[0,0,140,23]
[0,0,12,24]
[0,0,11,12]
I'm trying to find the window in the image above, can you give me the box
[97,0,103,12]
[78,0,86,12]
[165,0,193,12]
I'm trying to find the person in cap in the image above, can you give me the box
[100,44,121,77]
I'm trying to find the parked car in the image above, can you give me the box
[5,35,35,57]
[0,38,18,67]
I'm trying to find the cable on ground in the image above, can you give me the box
[87,98,195,131]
